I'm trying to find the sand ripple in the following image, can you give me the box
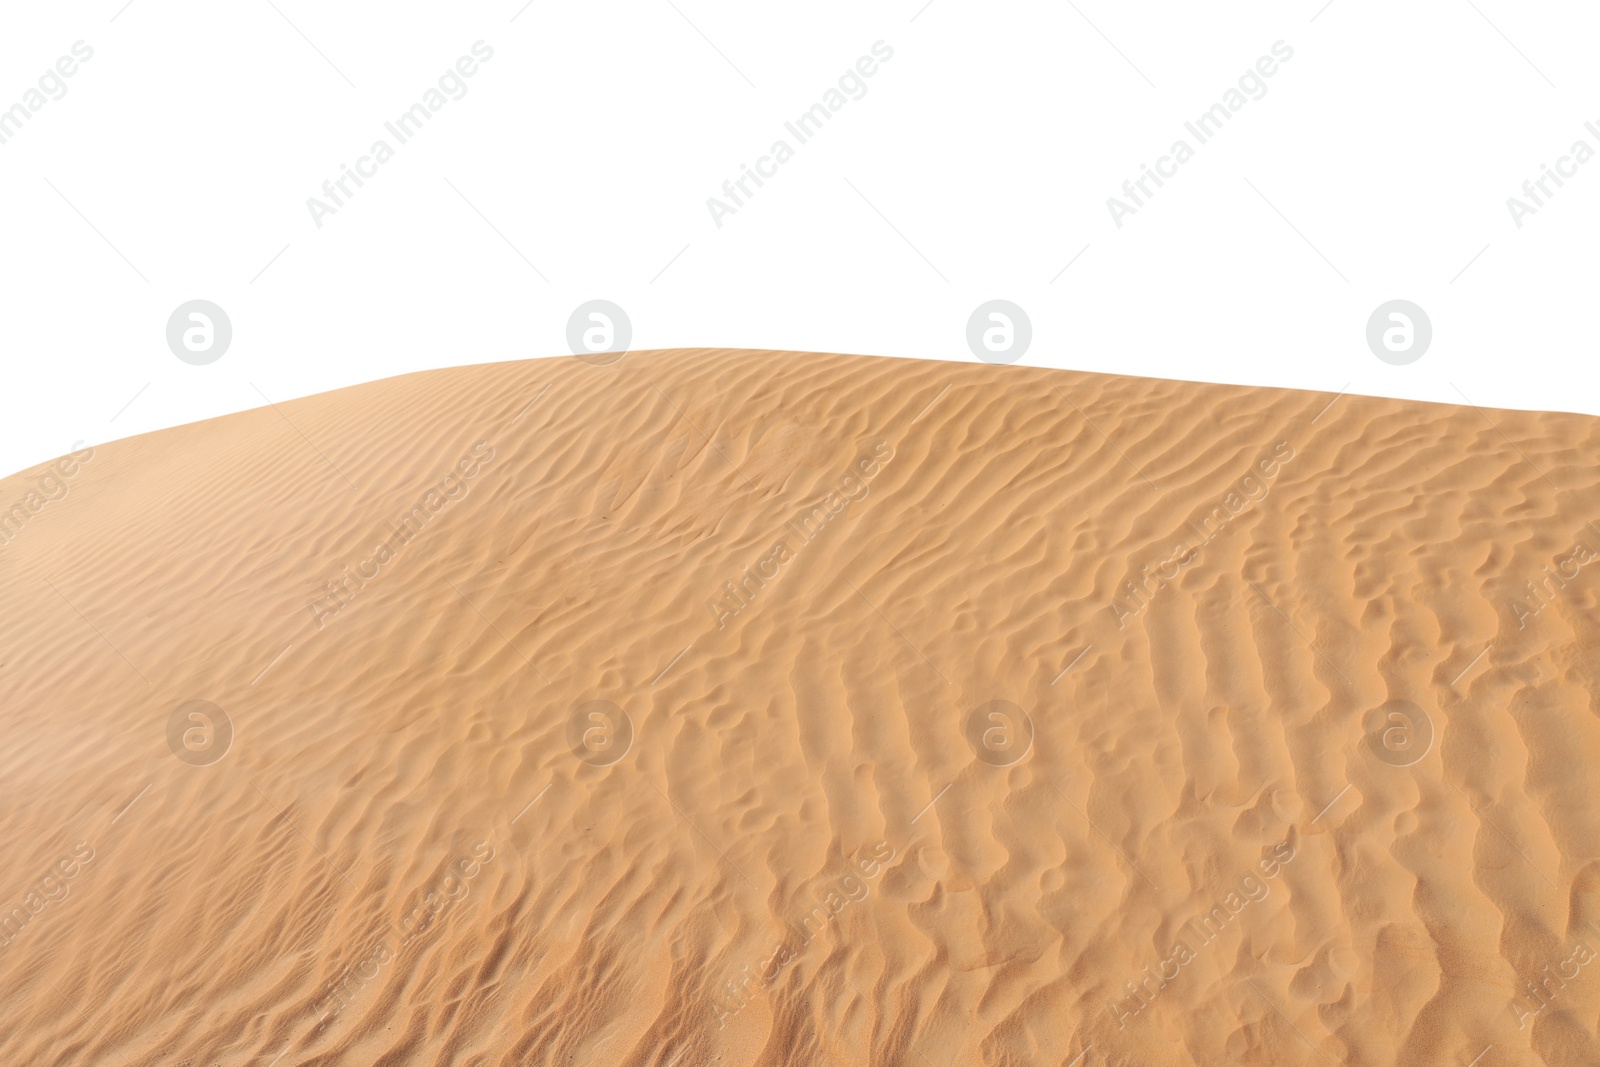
[0,350,1597,1065]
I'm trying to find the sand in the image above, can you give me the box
[0,348,1597,1067]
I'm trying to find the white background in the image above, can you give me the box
[1,0,1597,479]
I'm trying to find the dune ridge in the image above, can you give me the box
[0,348,1598,1066]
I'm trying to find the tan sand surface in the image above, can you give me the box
[0,348,1598,1066]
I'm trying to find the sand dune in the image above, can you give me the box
[0,348,1598,1066]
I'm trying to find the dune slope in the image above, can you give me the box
[1,349,1598,1066]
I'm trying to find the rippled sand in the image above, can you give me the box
[1,349,1598,1066]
